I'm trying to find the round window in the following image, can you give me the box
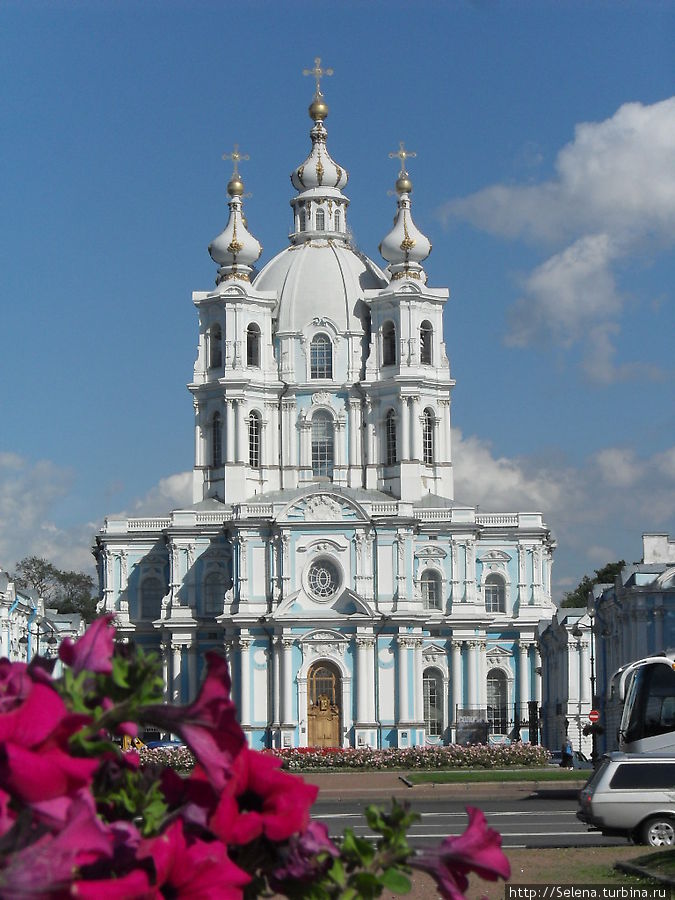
[307,558,341,600]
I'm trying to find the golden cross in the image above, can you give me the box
[389,141,417,176]
[222,144,249,176]
[303,56,333,95]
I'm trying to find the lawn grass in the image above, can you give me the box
[407,767,588,784]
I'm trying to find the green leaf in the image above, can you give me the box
[379,868,412,894]
[328,857,346,887]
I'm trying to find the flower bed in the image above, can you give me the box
[270,743,550,771]
[140,741,550,772]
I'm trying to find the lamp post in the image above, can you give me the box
[19,621,58,661]
[571,600,597,766]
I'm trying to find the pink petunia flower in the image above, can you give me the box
[59,614,116,675]
[411,806,510,900]
[138,819,250,899]
[209,747,319,845]
[140,652,245,791]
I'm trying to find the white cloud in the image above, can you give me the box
[442,97,675,245]
[129,471,193,516]
[441,97,675,382]
[592,448,643,488]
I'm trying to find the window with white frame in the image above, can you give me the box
[316,208,325,230]
[211,412,222,468]
[334,209,341,232]
[484,573,506,613]
[421,569,442,610]
[487,668,508,734]
[382,321,396,367]
[209,324,222,369]
[310,333,332,379]
[247,323,261,367]
[204,571,226,615]
[420,320,433,365]
[385,409,397,466]
[423,669,444,736]
[311,411,334,478]
[422,408,434,465]
[248,411,261,469]
[141,577,163,620]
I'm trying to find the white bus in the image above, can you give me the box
[613,652,675,754]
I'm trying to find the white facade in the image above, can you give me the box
[96,75,556,749]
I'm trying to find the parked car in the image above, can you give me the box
[144,739,185,750]
[547,749,593,769]
[577,752,675,846]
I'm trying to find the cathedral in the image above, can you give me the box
[96,62,556,750]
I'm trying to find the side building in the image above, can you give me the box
[96,70,556,750]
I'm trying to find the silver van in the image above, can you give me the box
[577,752,675,846]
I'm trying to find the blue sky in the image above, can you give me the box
[1,0,673,597]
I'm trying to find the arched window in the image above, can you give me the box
[421,569,442,610]
[423,669,443,737]
[385,409,397,466]
[316,208,325,230]
[204,571,226,616]
[209,324,222,369]
[310,333,332,379]
[487,669,508,735]
[334,209,341,232]
[420,320,433,365]
[311,411,334,479]
[248,410,261,469]
[382,321,396,367]
[247,323,261,367]
[141,577,162,620]
[485,574,506,613]
[211,412,222,468]
[422,408,434,465]
[299,209,306,232]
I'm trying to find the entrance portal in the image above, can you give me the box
[308,661,341,748]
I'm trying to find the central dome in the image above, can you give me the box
[253,240,387,334]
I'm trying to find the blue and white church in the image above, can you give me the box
[96,64,556,750]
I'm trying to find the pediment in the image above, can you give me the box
[478,550,512,564]
[486,645,513,659]
[423,642,447,660]
[414,546,447,559]
[279,491,368,524]
[271,587,374,620]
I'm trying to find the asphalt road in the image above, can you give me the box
[311,791,628,850]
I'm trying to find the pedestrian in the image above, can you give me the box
[561,735,573,768]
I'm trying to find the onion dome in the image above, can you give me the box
[289,58,350,243]
[208,145,262,284]
[378,142,432,281]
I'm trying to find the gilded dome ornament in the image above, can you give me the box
[303,56,333,121]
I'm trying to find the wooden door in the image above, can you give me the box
[308,663,341,748]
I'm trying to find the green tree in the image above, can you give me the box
[560,560,625,608]
[13,556,98,623]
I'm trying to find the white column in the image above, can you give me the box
[366,638,375,722]
[236,400,246,463]
[567,640,579,702]
[414,638,424,722]
[451,640,463,715]
[188,640,198,702]
[335,419,345,469]
[534,646,543,705]
[410,395,421,460]
[478,639,487,708]
[400,396,410,460]
[397,636,409,722]
[356,637,369,723]
[467,641,478,707]
[519,642,530,710]
[579,641,591,704]
[239,637,251,727]
[299,421,311,470]
[282,638,294,724]
[161,640,170,703]
[226,399,235,463]
[172,642,182,703]
[273,637,281,726]
[348,401,358,467]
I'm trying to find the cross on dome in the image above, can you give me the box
[303,56,333,96]
[388,141,417,177]
[222,144,249,176]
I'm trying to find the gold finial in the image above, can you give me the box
[389,141,416,193]
[223,144,249,196]
[303,56,333,96]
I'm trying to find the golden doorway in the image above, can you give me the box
[307,662,341,748]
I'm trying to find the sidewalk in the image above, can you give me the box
[302,769,587,801]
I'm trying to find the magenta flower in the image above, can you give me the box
[138,819,250,898]
[271,820,339,884]
[411,806,510,900]
[0,791,113,895]
[59,614,116,675]
[210,747,319,845]
[141,652,244,791]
